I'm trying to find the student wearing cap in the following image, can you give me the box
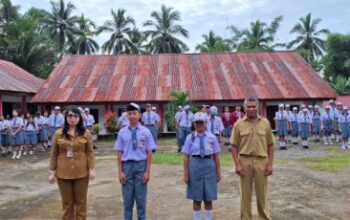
[333,102,343,142]
[275,104,288,150]
[321,106,334,145]
[298,108,312,149]
[175,106,183,149]
[177,105,194,152]
[231,96,274,220]
[288,107,300,145]
[285,104,292,143]
[114,103,156,220]
[182,112,221,220]
[9,109,25,159]
[329,100,336,140]
[48,106,64,146]
[118,107,129,130]
[207,106,224,143]
[48,106,96,220]
[142,104,160,144]
[221,106,236,146]
[338,106,350,149]
[298,104,307,116]
[83,108,95,132]
[195,105,209,121]
[311,106,321,142]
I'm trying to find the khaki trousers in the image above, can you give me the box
[239,156,271,220]
[57,176,89,220]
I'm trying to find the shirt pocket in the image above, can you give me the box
[257,129,267,144]
[138,135,146,148]
[239,129,250,145]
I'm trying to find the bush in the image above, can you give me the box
[104,111,117,134]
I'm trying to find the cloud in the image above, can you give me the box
[13,0,350,52]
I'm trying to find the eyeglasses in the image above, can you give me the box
[67,113,79,119]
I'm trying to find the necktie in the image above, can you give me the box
[211,119,214,133]
[199,135,205,158]
[281,112,283,120]
[129,127,138,150]
[54,115,57,127]
[346,114,348,122]
[13,118,16,127]
[186,113,188,125]
[148,113,151,124]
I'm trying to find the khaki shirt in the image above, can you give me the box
[231,115,274,157]
[50,129,95,179]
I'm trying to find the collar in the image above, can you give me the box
[243,115,261,121]
[194,131,207,137]
[128,123,141,131]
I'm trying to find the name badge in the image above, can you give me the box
[67,147,74,158]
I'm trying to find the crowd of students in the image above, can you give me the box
[0,106,96,159]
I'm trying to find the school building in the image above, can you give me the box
[0,59,43,117]
[31,51,337,134]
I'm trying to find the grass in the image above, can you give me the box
[152,152,286,167]
[300,148,350,172]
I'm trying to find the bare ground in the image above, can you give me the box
[0,138,349,220]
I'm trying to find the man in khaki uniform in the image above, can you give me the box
[231,96,274,220]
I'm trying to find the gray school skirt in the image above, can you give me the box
[187,156,217,202]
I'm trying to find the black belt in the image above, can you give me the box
[145,124,155,126]
[191,155,213,159]
[122,159,146,163]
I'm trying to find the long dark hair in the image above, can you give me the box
[62,106,86,139]
[25,115,36,128]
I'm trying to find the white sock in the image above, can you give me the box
[205,210,213,220]
[48,140,51,146]
[193,211,201,220]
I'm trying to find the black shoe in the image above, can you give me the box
[279,147,287,150]
[228,148,232,152]
[93,145,98,150]
[177,149,181,153]
[303,146,309,149]
[293,142,298,145]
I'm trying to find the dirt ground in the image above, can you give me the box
[0,138,349,220]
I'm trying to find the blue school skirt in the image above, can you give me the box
[187,156,217,202]
[223,127,232,138]
[334,118,339,131]
[38,125,49,142]
[300,122,309,140]
[312,118,321,133]
[1,131,9,146]
[9,130,24,145]
[25,131,38,145]
[291,121,299,137]
[277,120,288,137]
[323,120,333,135]
[341,123,350,138]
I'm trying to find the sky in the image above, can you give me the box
[13,0,350,52]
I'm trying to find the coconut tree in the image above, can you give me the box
[72,14,100,55]
[196,30,230,52]
[45,0,78,55]
[227,15,284,51]
[101,9,136,54]
[288,13,330,62]
[143,4,189,53]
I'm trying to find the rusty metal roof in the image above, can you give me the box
[31,51,337,103]
[0,60,43,94]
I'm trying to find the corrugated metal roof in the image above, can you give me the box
[0,60,43,93]
[337,96,350,106]
[32,51,337,103]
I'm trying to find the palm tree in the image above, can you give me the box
[101,9,136,54]
[288,13,330,62]
[143,4,189,54]
[195,30,230,52]
[72,14,100,55]
[127,28,147,54]
[227,15,283,51]
[0,0,20,24]
[45,0,78,55]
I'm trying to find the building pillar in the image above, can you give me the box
[158,103,166,132]
[22,96,27,115]
[262,101,267,117]
[0,95,3,115]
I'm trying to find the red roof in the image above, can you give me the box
[337,96,350,106]
[0,60,43,93]
[32,51,336,103]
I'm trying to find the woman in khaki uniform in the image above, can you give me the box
[48,106,95,220]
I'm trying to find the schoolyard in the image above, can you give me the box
[0,137,349,220]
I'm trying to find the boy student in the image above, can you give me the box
[114,103,156,220]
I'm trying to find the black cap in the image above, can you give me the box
[126,103,140,112]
